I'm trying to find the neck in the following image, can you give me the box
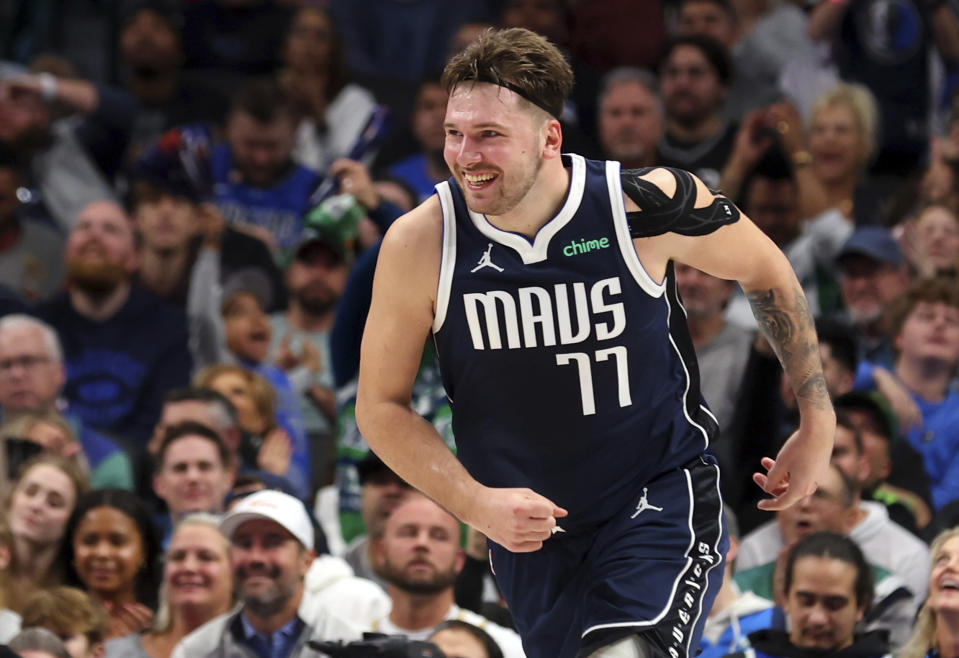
[128,69,179,105]
[667,114,722,144]
[938,613,959,658]
[139,247,189,297]
[102,588,139,609]
[486,158,570,240]
[287,302,334,333]
[174,601,232,637]
[895,355,952,402]
[69,280,131,322]
[687,314,726,348]
[708,572,739,617]
[243,588,302,635]
[387,588,455,631]
[12,535,59,582]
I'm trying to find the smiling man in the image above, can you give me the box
[357,27,834,658]
[171,489,358,657]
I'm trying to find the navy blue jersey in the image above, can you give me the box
[432,154,719,531]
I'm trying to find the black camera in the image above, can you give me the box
[309,633,445,657]
[5,438,43,479]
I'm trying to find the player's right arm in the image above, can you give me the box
[355,199,565,552]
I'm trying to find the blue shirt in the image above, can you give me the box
[240,613,304,658]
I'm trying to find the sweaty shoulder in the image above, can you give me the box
[621,166,739,238]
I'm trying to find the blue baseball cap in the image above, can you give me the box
[837,226,903,268]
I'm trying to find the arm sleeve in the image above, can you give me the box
[621,167,740,238]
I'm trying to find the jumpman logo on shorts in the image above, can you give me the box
[630,487,663,518]
[471,243,504,273]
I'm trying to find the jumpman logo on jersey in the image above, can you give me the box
[471,243,504,273]
[630,487,663,518]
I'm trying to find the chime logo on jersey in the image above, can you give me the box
[563,236,610,257]
[462,276,626,350]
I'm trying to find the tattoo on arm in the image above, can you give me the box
[746,285,831,410]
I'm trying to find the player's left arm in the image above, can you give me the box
[627,167,835,511]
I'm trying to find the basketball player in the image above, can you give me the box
[356,28,835,658]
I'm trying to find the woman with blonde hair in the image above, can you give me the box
[0,411,88,492]
[900,527,959,658]
[104,514,234,657]
[194,364,294,480]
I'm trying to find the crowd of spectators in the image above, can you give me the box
[1,0,959,657]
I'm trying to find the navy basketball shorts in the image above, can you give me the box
[488,454,728,658]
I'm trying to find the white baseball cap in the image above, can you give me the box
[219,489,314,550]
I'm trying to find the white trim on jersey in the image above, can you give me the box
[466,153,587,265]
[687,460,726,657]
[663,290,712,452]
[433,181,458,333]
[605,160,666,298]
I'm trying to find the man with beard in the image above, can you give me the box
[36,199,192,450]
[370,494,525,658]
[596,67,663,170]
[656,34,737,188]
[172,489,359,657]
[268,209,352,486]
[834,227,910,370]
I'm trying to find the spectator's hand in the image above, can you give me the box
[300,337,321,374]
[3,75,45,101]
[275,332,299,371]
[466,487,568,553]
[764,101,806,158]
[104,601,154,639]
[872,367,922,433]
[329,158,379,210]
[257,428,293,476]
[728,108,775,173]
[197,203,225,249]
[307,384,336,422]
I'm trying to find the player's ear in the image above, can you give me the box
[542,117,563,159]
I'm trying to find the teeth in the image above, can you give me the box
[942,579,959,589]
[465,173,495,184]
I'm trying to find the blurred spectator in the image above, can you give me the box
[104,514,234,658]
[20,586,107,658]
[656,35,736,188]
[64,489,162,640]
[117,5,229,167]
[835,226,910,370]
[0,71,117,230]
[903,203,959,278]
[877,277,959,511]
[172,489,360,657]
[595,68,663,170]
[342,452,412,587]
[697,507,773,658]
[899,526,959,658]
[737,450,927,645]
[280,6,380,174]
[129,139,286,365]
[269,203,359,488]
[385,78,449,202]
[213,79,321,254]
[674,262,752,481]
[181,0,293,78]
[429,620,505,658]
[0,410,88,477]
[0,315,133,490]
[729,532,889,658]
[807,0,959,178]
[151,422,235,548]
[0,140,64,302]
[369,494,524,658]
[195,363,309,499]
[835,392,933,531]
[36,200,192,447]
[2,454,88,613]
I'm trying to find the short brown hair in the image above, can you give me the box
[441,27,573,120]
[885,276,959,341]
[21,586,108,646]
